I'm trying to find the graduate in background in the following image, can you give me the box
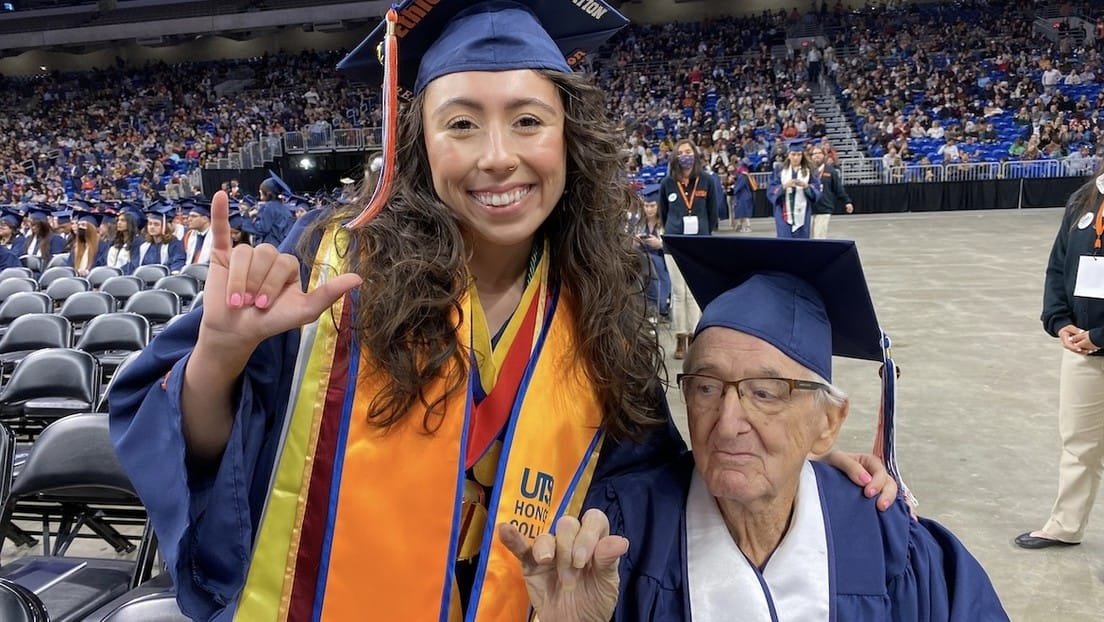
[68,210,108,276]
[181,198,214,265]
[21,205,65,263]
[247,172,294,246]
[0,209,26,255]
[504,236,1007,620]
[767,141,821,239]
[125,202,186,274]
[730,162,756,233]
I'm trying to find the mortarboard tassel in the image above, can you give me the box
[346,8,399,229]
[873,332,917,508]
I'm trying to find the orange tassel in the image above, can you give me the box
[346,8,399,229]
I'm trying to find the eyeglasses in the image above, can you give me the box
[676,373,828,416]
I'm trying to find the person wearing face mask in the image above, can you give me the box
[659,139,722,359]
[67,210,108,277]
[1018,162,1104,549]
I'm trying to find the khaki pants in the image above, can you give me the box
[665,254,701,336]
[811,214,832,239]
[1043,350,1104,541]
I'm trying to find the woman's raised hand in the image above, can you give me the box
[498,509,627,622]
[199,191,362,352]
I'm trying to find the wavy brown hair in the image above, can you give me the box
[305,70,664,440]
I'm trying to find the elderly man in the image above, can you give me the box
[503,237,1007,621]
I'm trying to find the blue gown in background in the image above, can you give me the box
[123,238,187,274]
[599,453,1008,621]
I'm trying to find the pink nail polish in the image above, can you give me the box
[243,293,254,306]
[256,294,269,309]
[230,293,242,307]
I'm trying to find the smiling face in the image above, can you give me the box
[421,69,566,253]
[684,328,847,507]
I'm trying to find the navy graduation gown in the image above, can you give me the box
[8,234,27,257]
[598,454,1008,621]
[0,245,20,270]
[243,199,294,247]
[107,210,687,621]
[123,238,187,274]
[21,233,65,259]
[67,239,109,271]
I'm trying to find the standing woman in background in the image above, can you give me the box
[1018,162,1104,549]
[768,141,821,239]
[635,185,670,323]
[731,161,756,233]
[658,139,721,359]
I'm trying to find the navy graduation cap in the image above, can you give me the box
[228,211,245,231]
[261,170,293,198]
[26,205,53,223]
[785,137,810,153]
[144,201,176,225]
[0,208,20,229]
[337,0,627,94]
[186,198,212,219]
[639,183,661,203]
[336,0,626,228]
[665,235,909,500]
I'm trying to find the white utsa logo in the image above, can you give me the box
[572,0,608,20]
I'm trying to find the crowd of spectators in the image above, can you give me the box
[5,0,1104,207]
[0,49,377,206]
[832,0,1104,172]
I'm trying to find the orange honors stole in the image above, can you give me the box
[234,229,605,621]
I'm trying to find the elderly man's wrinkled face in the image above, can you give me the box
[683,328,847,508]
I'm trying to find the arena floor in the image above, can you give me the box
[660,207,1102,621]
[2,207,1098,620]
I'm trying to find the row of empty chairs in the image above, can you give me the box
[0,257,201,619]
[0,413,185,621]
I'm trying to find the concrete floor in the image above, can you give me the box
[3,208,1098,620]
[659,208,1103,621]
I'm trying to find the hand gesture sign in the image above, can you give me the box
[498,510,627,622]
[199,191,363,352]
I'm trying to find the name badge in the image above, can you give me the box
[1078,212,1094,229]
[1074,255,1104,299]
[683,215,700,235]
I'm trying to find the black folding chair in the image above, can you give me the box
[44,277,91,310]
[152,275,200,310]
[59,292,117,329]
[179,262,208,287]
[0,577,48,622]
[76,314,150,385]
[37,267,75,291]
[0,414,155,622]
[86,267,123,291]
[0,315,74,378]
[18,256,42,275]
[0,268,33,283]
[44,256,69,270]
[0,348,98,440]
[0,279,38,306]
[99,276,144,307]
[122,290,180,332]
[0,293,51,335]
[131,265,169,290]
